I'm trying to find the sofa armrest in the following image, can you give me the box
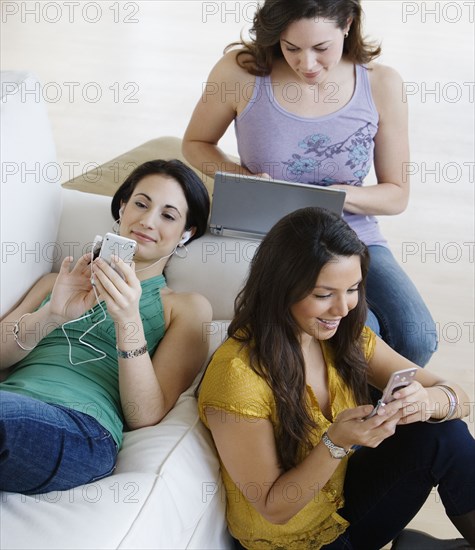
[0,71,60,316]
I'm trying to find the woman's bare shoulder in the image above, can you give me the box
[367,62,405,112]
[210,47,256,82]
[161,287,212,325]
[367,62,404,89]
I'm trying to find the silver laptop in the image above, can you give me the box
[209,172,346,240]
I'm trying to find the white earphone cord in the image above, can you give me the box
[134,245,178,273]
[63,236,186,362]
[61,256,107,365]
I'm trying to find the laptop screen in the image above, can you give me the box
[209,172,346,240]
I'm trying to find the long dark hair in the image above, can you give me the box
[111,160,210,243]
[228,207,370,470]
[227,0,381,76]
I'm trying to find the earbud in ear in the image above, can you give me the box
[118,206,124,219]
[178,230,192,246]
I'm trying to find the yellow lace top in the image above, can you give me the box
[198,327,376,550]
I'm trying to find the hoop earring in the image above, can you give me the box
[112,218,120,234]
[175,245,188,259]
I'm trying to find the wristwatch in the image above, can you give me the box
[321,431,351,459]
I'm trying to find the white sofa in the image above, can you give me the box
[0,72,255,549]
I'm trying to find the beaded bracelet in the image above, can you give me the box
[12,312,36,351]
[116,343,148,359]
[426,384,458,423]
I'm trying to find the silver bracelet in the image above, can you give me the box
[12,312,36,351]
[116,343,148,359]
[426,384,458,423]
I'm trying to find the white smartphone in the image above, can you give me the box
[96,233,137,269]
[365,367,418,419]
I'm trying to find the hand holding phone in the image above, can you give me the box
[98,233,137,266]
[365,367,418,419]
[92,233,137,279]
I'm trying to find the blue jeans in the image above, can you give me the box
[365,245,438,367]
[322,420,475,550]
[0,391,118,494]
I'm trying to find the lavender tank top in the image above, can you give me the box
[235,64,387,247]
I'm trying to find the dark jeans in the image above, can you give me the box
[233,420,475,550]
[326,420,474,549]
[0,391,118,494]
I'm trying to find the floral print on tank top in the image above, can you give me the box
[282,122,373,185]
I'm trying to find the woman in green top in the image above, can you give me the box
[0,159,211,494]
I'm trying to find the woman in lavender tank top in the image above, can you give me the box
[183,0,438,371]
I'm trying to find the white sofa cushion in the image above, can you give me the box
[0,71,60,316]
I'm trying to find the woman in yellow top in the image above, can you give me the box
[198,207,475,550]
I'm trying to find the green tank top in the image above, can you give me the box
[0,274,167,447]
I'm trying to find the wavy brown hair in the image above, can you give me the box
[228,207,370,471]
[226,0,381,76]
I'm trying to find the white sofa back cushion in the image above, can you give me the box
[0,71,60,316]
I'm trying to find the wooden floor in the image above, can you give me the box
[2,1,474,545]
